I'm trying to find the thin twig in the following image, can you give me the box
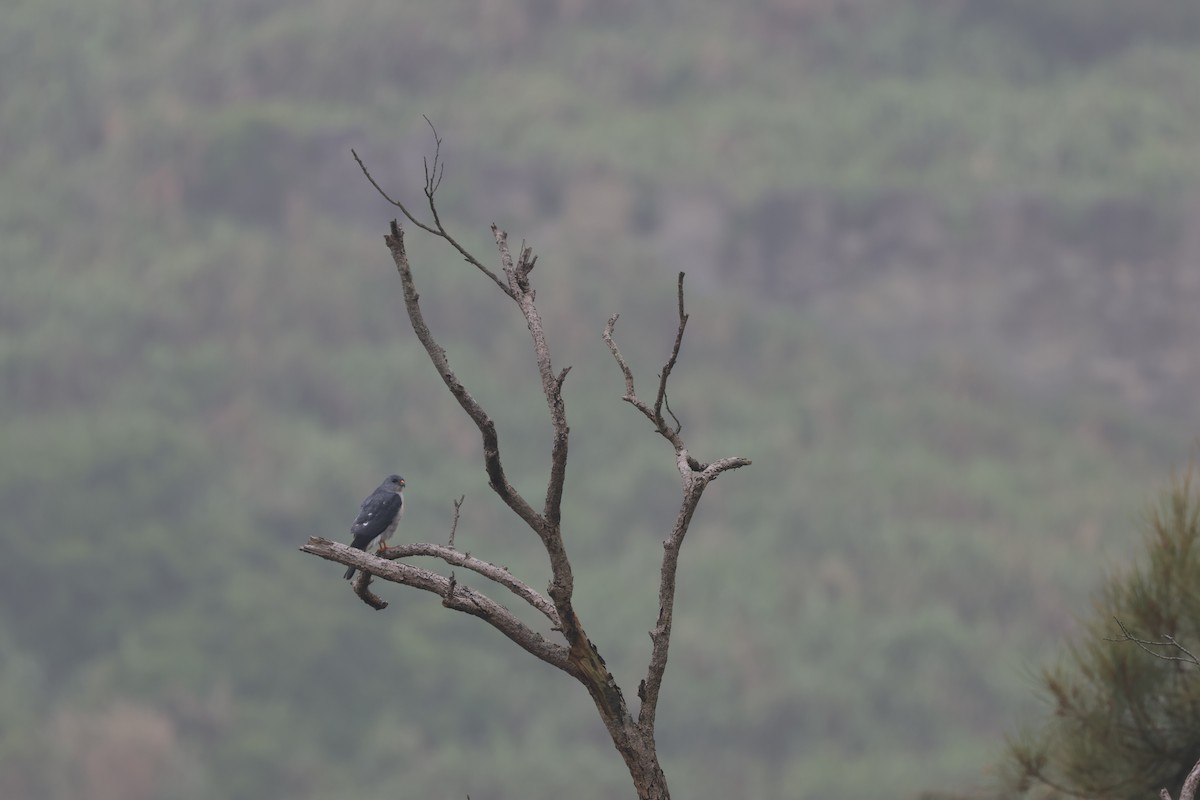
[1108,617,1200,668]
[448,494,465,549]
[351,138,514,299]
[421,116,445,196]
[602,316,666,431]
[663,391,682,435]
[652,273,689,433]
[350,148,436,234]
[603,296,693,462]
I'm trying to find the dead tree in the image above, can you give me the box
[300,130,750,800]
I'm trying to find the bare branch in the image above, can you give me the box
[602,313,638,398]
[351,143,514,299]
[448,494,465,548]
[385,215,599,708]
[350,569,389,610]
[1180,761,1200,800]
[301,538,571,669]
[421,116,445,196]
[637,478,701,731]
[599,273,691,450]
[662,391,682,435]
[602,274,752,735]
[378,541,560,627]
[1108,617,1200,668]
[602,307,687,455]
[635,455,746,732]
[546,367,571,525]
[652,273,689,430]
[490,226,573,572]
[383,220,544,534]
[703,456,755,480]
[350,148,436,235]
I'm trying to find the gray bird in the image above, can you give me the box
[344,474,405,580]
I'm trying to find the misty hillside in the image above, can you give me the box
[2,1,1197,798]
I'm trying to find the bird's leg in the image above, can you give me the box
[376,541,390,553]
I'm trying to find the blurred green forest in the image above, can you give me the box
[2,1,1198,798]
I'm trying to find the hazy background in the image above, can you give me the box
[2,1,1199,798]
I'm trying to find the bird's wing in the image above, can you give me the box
[351,491,403,541]
[348,530,380,551]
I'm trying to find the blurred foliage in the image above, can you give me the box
[0,1,1196,799]
[960,0,1200,63]
[998,468,1200,799]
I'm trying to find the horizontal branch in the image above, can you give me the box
[378,542,561,627]
[703,456,754,480]
[300,538,571,670]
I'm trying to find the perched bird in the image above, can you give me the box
[343,474,405,580]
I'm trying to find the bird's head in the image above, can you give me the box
[386,474,406,492]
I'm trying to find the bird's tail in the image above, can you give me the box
[344,565,357,580]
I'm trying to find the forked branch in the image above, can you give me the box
[602,274,689,453]
[1108,617,1200,668]
[300,537,570,670]
[352,121,514,299]
[652,273,689,435]
[382,217,543,533]
[603,272,752,731]
[372,209,640,792]
[376,541,560,627]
